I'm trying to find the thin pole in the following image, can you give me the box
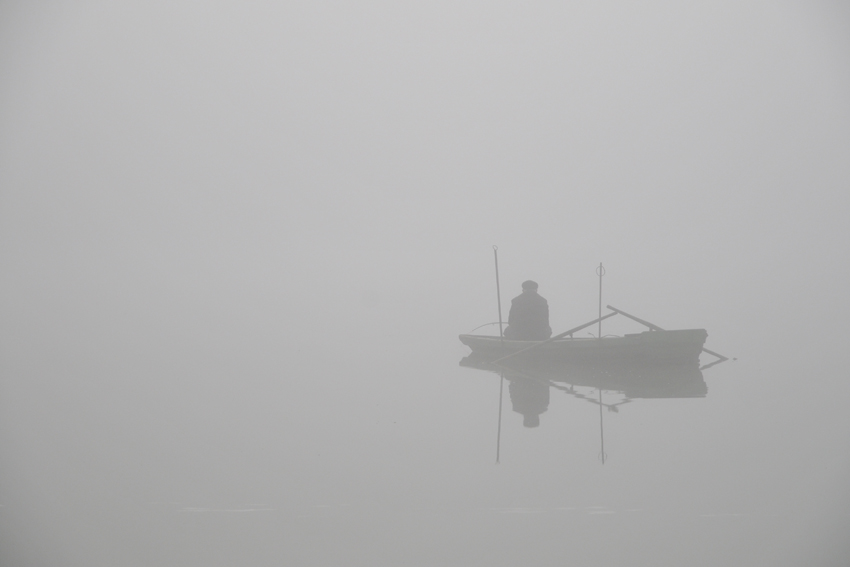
[494,246,504,341]
[598,389,607,464]
[596,263,605,338]
[494,246,504,464]
[496,372,504,464]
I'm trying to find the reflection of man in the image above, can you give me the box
[508,376,550,428]
[503,280,552,340]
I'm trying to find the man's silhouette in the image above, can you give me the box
[508,375,550,428]
[503,280,552,340]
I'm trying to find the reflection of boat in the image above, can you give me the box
[460,354,707,400]
[459,329,707,363]
[461,354,708,460]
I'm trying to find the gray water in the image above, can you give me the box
[2,2,850,566]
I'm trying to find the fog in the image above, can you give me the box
[1,1,849,565]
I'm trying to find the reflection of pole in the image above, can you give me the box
[494,246,504,341]
[496,373,504,464]
[494,247,505,464]
[598,389,607,464]
[596,263,605,338]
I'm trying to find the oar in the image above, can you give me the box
[699,358,727,371]
[490,311,619,364]
[606,304,729,362]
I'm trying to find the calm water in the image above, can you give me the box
[3,291,849,566]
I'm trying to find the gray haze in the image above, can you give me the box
[1,1,849,565]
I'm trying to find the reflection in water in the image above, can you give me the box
[461,354,714,461]
[507,375,550,428]
[462,354,708,423]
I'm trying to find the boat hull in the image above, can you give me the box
[458,329,707,363]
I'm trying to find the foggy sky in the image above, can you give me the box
[2,2,849,339]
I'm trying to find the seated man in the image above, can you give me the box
[503,280,552,341]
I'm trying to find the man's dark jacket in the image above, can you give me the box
[504,290,552,340]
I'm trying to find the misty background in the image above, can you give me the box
[1,1,849,566]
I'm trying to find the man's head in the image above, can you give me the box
[521,280,538,292]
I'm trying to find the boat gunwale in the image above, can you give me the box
[460,328,707,344]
